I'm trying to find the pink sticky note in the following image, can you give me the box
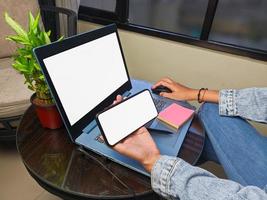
[157,103,194,130]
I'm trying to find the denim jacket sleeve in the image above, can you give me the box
[151,155,267,200]
[219,88,267,123]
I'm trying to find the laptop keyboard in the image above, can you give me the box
[154,98,167,111]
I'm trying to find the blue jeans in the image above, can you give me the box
[198,103,267,188]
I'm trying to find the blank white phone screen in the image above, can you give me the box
[98,90,158,146]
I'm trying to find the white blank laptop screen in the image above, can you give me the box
[43,33,128,125]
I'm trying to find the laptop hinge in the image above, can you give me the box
[82,120,97,134]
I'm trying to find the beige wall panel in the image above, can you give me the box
[78,21,267,135]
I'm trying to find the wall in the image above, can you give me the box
[78,21,267,134]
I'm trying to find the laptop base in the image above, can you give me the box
[76,79,194,176]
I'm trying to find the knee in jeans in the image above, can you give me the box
[198,103,219,121]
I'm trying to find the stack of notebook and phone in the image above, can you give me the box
[33,24,195,176]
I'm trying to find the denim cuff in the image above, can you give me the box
[219,89,238,116]
[151,155,181,198]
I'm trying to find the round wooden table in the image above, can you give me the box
[17,106,205,200]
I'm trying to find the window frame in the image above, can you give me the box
[78,0,267,61]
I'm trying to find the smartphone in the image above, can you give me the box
[96,89,158,146]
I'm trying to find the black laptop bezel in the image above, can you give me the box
[33,24,132,141]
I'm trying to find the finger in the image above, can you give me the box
[152,78,173,89]
[113,142,124,152]
[138,127,148,133]
[152,80,168,89]
[116,95,123,101]
[160,92,175,99]
[113,95,123,105]
[152,79,175,90]
[136,129,145,135]
[153,81,176,91]
[112,100,119,105]
[113,132,135,150]
[152,80,166,89]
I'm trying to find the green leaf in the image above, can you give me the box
[47,30,51,37]
[43,31,51,44]
[39,74,45,81]
[34,62,41,70]
[32,12,40,31]
[17,48,31,55]
[28,60,35,74]
[6,35,31,45]
[4,12,28,40]
[57,35,64,42]
[12,60,29,73]
[28,31,40,46]
[29,12,35,30]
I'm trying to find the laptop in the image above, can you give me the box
[34,24,195,176]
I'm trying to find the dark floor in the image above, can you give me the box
[0,141,60,200]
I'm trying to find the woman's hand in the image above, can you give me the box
[112,95,160,172]
[152,77,198,101]
[114,127,160,172]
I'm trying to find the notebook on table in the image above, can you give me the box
[158,103,195,130]
[33,24,195,176]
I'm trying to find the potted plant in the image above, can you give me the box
[5,12,63,129]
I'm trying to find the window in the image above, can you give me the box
[80,0,116,12]
[79,0,120,22]
[210,0,267,51]
[79,0,267,61]
[128,0,208,38]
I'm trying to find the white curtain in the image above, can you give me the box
[55,0,80,37]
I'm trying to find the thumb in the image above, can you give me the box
[116,95,123,102]
[160,92,173,99]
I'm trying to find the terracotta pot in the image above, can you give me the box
[30,94,62,129]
